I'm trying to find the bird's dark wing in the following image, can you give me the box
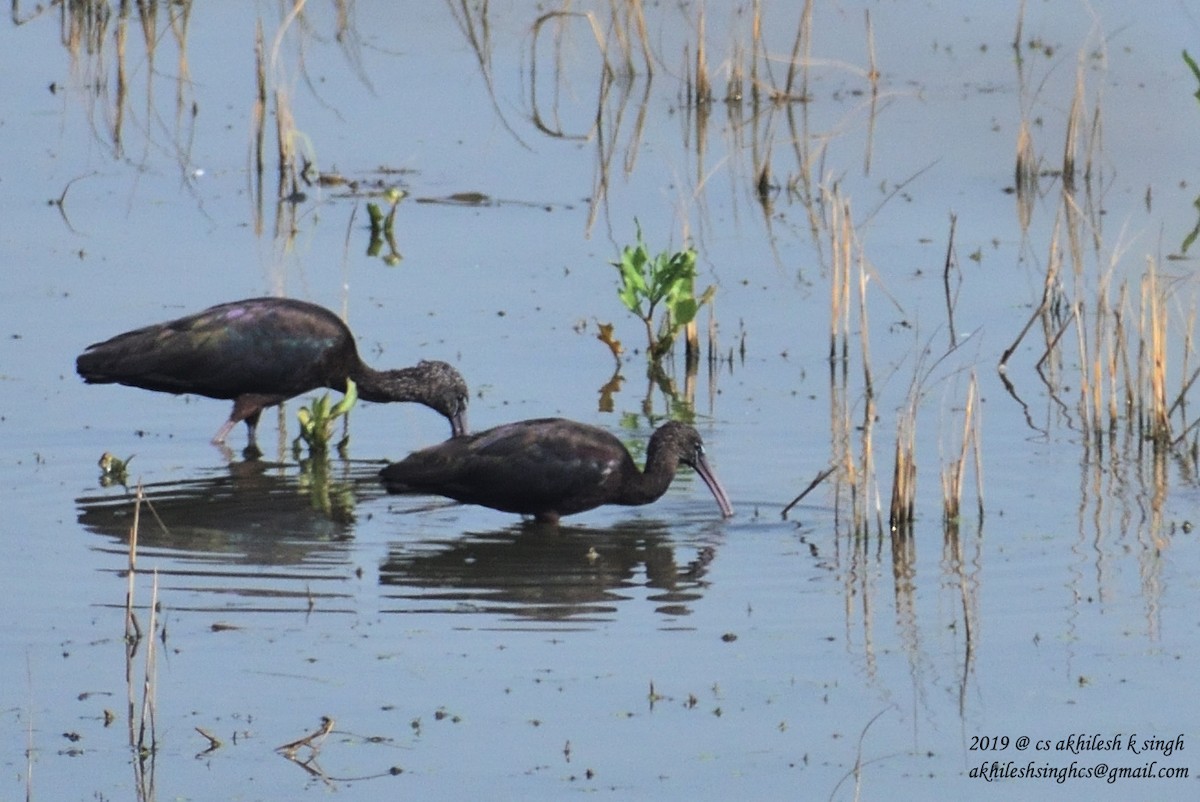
[382,419,628,515]
[77,299,353,400]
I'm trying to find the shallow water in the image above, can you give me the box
[3,1,1200,799]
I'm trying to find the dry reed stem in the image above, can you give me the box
[278,716,336,759]
[627,0,653,76]
[862,8,879,174]
[1014,120,1036,231]
[943,214,959,347]
[1012,0,1026,51]
[1114,281,1135,420]
[781,465,836,520]
[749,0,763,104]
[857,233,874,399]
[694,7,710,104]
[864,9,879,89]
[253,20,266,179]
[857,393,881,537]
[1062,66,1084,190]
[607,0,652,77]
[829,193,852,365]
[125,483,142,645]
[136,571,160,759]
[889,405,917,532]
[268,0,308,193]
[941,373,980,522]
[1145,258,1170,443]
[782,0,813,102]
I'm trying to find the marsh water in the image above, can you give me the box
[4,1,1200,799]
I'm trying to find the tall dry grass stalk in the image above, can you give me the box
[610,0,653,77]
[1143,258,1170,444]
[781,0,813,103]
[889,404,917,534]
[941,373,983,524]
[266,0,310,198]
[812,188,883,537]
[122,486,160,795]
[862,8,879,173]
[124,484,143,644]
[251,19,268,234]
[1062,66,1084,191]
[829,193,853,367]
[693,7,711,105]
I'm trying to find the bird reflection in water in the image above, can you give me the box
[77,455,375,567]
[378,519,721,623]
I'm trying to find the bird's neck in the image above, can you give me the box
[621,447,679,506]
[350,364,415,403]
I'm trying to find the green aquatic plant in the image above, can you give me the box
[98,452,134,488]
[611,224,714,364]
[292,379,357,457]
[366,187,406,266]
[1184,50,1200,105]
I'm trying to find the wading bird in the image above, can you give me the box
[77,297,469,449]
[380,418,733,523]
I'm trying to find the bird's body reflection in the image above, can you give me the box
[77,460,720,622]
[379,520,719,623]
[76,458,384,614]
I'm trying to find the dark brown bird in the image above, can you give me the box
[380,418,733,523]
[76,297,469,448]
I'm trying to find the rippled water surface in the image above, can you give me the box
[4,1,1200,799]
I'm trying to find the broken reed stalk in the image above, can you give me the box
[1014,120,1036,232]
[856,393,881,537]
[253,19,266,180]
[1062,65,1084,191]
[125,484,142,645]
[267,0,308,197]
[694,7,710,104]
[943,214,959,347]
[749,0,762,104]
[628,0,653,76]
[829,193,852,366]
[781,465,836,519]
[275,87,295,191]
[856,234,874,399]
[864,9,879,90]
[727,38,745,103]
[610,0,652,77]
[1144,258,1170,444]
[135,571,160,761]
[607,0,635,76]
[1114,281,1135,425]
[890,402,917,533]
[782,0,813,102]
[277,716,335,759]
[941,374,981,523]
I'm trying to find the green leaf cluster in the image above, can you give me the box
[293,379,358,456]
[614,224,714,362]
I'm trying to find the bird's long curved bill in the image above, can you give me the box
[694,454,734,518]
[451,408,469,438]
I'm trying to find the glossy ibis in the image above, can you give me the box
[76,297,469,447]
[380,418,733,523]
